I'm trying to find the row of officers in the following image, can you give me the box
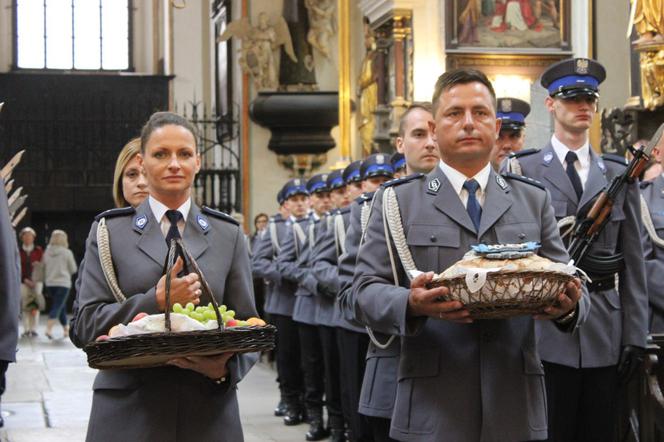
[252,57,664,442]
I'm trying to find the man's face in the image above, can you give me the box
[396,108,440,174]
[361,176,391,193]
[21,232,35,246]
[346,182,364,201]
[138,124,200,200]
[311,191,332,215]
[546,94,597,135]
[429,82,500,166]
[329,186,350,208]
[288,194,310,218]
[491,129,525,169]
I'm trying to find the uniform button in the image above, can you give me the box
[430,235,437,243]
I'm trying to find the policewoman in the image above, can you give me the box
[73,112,258,442]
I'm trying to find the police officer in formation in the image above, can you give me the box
[509,58,648,442]
[490,97,530,170]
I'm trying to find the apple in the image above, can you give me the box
[96,335,110,342]
[226,319,239,327]
[132,312,148,322]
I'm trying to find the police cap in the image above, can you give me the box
[540,58,606,99]
[281,178,309,200]
[390,152,406,172]
[326,169,345,190]
[306,173,330,194]
[361,153,394,180]
[343,160,362,184]
[497,97,530,132]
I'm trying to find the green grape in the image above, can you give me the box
[218,305,227,313]
[186,302,195,312]
[172,303,184,313]
[207,302,213,309]
[189,312,205,323]
[226,310,235,318]
[204,310,217,321]
[195,306,206,314]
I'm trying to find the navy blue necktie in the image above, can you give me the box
[565,151,583,200]
[165,209,183,246]
[463,179,482,232]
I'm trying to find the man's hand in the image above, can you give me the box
[155,257,202,311]
[618,345,645,384]
[167,352,234,380]
[407,272,472,323]
[534,278,582,321]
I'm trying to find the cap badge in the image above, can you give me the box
[377,155,385,164]
[543,152,554,165]
[322,174,328,181]
[501,99,512,112]
[428,178,441,193]
[135,215,148,230]
[496,175,508,190]
[576,58,589,75]
[197,214,210,231]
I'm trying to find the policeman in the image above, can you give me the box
[335,154,394,441]
[73,112,258,441]
[390,153,406,178]
[351,103,439,442]
[344,160,364,202]
[353,68,587,442]
[252,183,302,420]
[0,185,20,428]
[277,175,333,441]
[511,58,648,441]
[490,97,530,170]
[641,173,664,333]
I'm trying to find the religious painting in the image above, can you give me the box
[446,0,571,52]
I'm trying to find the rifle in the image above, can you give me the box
[568,122,664,271]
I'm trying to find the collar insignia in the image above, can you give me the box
[135,215,148,230]
[597,158,606,173]
[496,175,508,190]
[197,214,210,231]
[428,178,441,193]
[543,152,554,165]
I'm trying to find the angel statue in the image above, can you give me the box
[304,0,335,59]
[628,0,664,45]
[218,12,297,91]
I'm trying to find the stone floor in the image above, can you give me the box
[0,320,307,442]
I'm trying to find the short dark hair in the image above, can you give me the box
[254,213,268,225]
[431,68,497,116]
[140,111,198,153]
[398,102,433,137]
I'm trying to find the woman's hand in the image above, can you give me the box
[167,353,234,381]
[155,257,201,311]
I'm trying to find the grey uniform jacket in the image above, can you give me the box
[277,215,321,325]
[641,175,664,332]
[515,144,648,367]
[310,209,345,327]
[73,199,258,442]
[0,186,20,363]
[352,167,589,442]
[251,214,298,317]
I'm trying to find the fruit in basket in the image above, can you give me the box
[247,317,266,326]
[226,319,239,327]
[95,335,110,342]
[132,312,148,322]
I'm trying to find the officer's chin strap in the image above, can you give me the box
[96,217,127,303]
[640,193,664,248]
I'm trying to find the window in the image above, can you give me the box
[15,0,131,70]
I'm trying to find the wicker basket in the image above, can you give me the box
[84,238,276,369]
[428,270,574,320]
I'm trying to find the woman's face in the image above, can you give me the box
[139,125,200,200]
[122,155,149,208]
[255,215,268,232]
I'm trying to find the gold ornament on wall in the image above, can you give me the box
[357,18,378,157]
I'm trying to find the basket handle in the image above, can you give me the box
[164,239,225,332]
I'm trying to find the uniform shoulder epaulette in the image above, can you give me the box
[355,191,375,204]
[601,153,628,166]
[509,148,540,159]
[501,173,546,191]
[201,206,239,225]
[382,173,424,188]
[94,206,135,221]
[640,180,654,189]
[339,206,351,214]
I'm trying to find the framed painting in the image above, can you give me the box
[445,0,572,53]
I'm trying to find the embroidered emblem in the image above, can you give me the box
[501,99,512,113]
[197,215,210,231]
[135,215,148,230]
[576,58,589,74]
[496,175,508,190]
[543,152,554,164]
[597,158,606,173]
[428,178,441,193]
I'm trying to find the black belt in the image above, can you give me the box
[587,276,616,292]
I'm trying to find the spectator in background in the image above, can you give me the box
[18,227,45,338]
[251,213,269,251]
[41,230,77,339]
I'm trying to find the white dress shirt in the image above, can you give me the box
[438,160,491,208]
[551,135,591,188]
[148,195,191,238]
